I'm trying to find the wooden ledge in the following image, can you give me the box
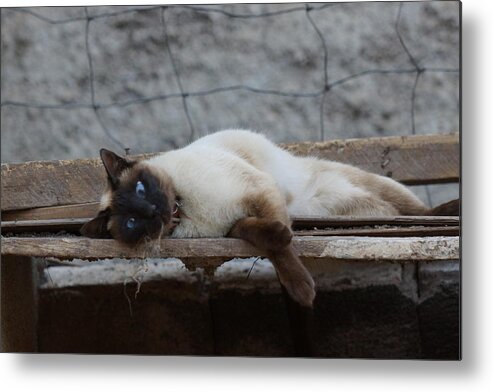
[1,236,460,268]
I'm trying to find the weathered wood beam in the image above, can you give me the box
[281,132,459,185]
[0,215,460,233]
[1,202,100,221]
[295,226,459,237]
[0,236,460,265]
[291,215,460,229]
[1,133,459,211]
[1,157,106,211]
[1,218,88,233]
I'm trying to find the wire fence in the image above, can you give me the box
[1,2,459,155]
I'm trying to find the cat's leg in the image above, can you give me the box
[228,191,315,308]
[311,160,429,216]
[227,217,292,251]
[267,244,316,309]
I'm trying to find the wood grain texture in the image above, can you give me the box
[1,157,106,211]
[1,133,459,211]
[291,215,460,229]
[1,215,460,233]
[2,202,99,221]
[1,218,89,233]
[280,133,459,185]
[0,236,460,265]
[295,226,459,237]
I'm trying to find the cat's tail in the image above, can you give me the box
[374,176,460,216]
[427,198,460,216]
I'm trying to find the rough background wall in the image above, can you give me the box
[1,1,460,204]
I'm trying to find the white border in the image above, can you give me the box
[2,0,492,391]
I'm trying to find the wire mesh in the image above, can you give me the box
[1,3,459,154]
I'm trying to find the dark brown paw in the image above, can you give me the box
[277,262,316,308]
[254,221,292,251]
[282,275,316,308]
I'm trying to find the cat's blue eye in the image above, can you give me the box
[126,217,136,230]
[136,181,145,198]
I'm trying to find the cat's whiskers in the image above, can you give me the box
[140,220,168,258]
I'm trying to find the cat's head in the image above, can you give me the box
[81,149,176,245]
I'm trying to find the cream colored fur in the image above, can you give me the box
[140,129,428,238]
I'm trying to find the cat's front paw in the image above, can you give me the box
[260,220,293,251]
[281,269,316,308]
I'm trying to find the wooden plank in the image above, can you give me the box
[1,133,459,211]
[0,236,460,265]
[291,215,459,229]
[296,226,459,237]
[1,157,106,211]
[2,202,99,221]
[0,215,460,234]
[1,218,89,233]
[281,133,459,185]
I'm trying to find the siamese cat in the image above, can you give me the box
[81,129,459,307]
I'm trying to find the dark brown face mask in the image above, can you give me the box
[80,149,175,245]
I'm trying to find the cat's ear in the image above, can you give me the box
[80,209,112,239]
[100,148,134,186]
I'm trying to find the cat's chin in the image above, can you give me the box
[148,217,180,241]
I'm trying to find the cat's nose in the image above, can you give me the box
[144,204,158,218]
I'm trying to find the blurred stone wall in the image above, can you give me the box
[1,1,460,203]
[35,257,460,358]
